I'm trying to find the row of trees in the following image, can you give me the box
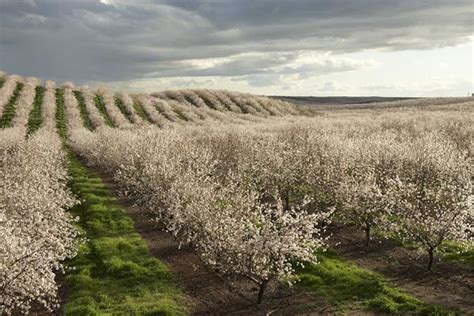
[0,75,81,313]
[62,85,293,130]
[0,129,81,314]
[69,108,472,302]
[0,75,22,116]
[0,72,308,134]
[153,89,299,116]
[70,125,333,304]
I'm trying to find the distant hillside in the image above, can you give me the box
[273,96,416,106]
[272,96,473,110]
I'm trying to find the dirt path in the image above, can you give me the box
[330,224,474,315]
[97,170,331,315]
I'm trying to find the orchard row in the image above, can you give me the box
[0,73,309,136]
[0,70,472,313]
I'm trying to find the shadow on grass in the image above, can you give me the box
[440,243,474,268]
[64,155,186,316]
[296,251,456,315]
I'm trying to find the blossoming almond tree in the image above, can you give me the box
[69,126,331,304]
[335,135,401,246]
[11,77,40,132]
[40,81,57,131]
[63,83,86,132]
[0,130,81,314]
[115,92,145,125]
[392,133,473,271]
[243,130,311,211]
[78,86,106,129]
[96,87,131,128]
[194,187,331,304]
[135,94,173,126]
[0,75,21,115]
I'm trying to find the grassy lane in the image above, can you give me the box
[55,88,186,315]
[94,94,114,127]
[376,231,474,269]
[114,96,134,123]
[73,90,94,131]
[133,100,153,123]
[296,251,455,315]
[0,82,24,128]
[441,243,473,267]
[26,85,45,135]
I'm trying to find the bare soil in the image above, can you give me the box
[329,224,474,315]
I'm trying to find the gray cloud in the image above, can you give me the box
[0,0,472,84]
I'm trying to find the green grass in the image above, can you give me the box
[56,88,67,139]
[132,100,153,123]
[64,160,186,315]
[0,78,5,89]
[114,97,133,123]
[26,85,45,135]
[439,242,474,268]
[0,82,24,128]
[94,94,114,127]
[73,90,94,131]
[375,230,474,269]
[55,88,186,315]
[296,252,456,315]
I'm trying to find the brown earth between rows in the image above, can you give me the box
[329,224,474,315]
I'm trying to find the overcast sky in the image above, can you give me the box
[1,0,473,96]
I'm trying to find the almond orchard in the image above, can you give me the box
[0,71,472,315]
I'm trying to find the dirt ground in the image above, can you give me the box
[329,224,474,315]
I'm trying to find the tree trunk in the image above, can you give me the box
[284,193,290,211]
[364,225,371,248]
[257,279,269,304]
[427,248,434,272]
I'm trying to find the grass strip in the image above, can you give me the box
[376,230,474,269]
[26,85,45,135]
[440,243,474,267]
[0,82,24,128]
[132,100,153,123]
[55,88,186,315]
[114,96,133,123]
[94,94,114,127]
[296,251,456,315]
[64,156,186,315]
[73,90,94,131]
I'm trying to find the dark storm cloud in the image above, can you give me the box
[0,0,472,83]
